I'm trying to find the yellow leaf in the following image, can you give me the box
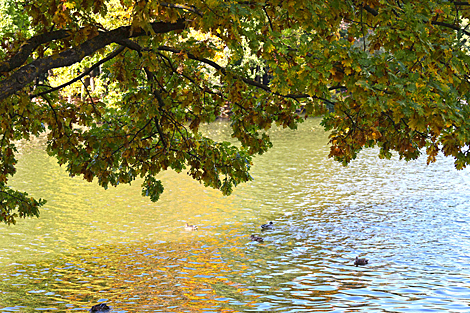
[342,59,352,67]
[64,2,75,9]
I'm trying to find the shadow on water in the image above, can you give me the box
[1,118,470,312]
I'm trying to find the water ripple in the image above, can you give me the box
[1,120,470,312]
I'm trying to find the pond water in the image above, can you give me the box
[1,118,470,312]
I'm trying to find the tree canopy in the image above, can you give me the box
[2,0,470,224]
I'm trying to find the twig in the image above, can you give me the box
[32,46,126,98]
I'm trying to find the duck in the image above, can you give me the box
[90,303,110,312]
[354,256,369,267]
[184,223,198,231]
[250,234,264,242]
[261,221,273,230]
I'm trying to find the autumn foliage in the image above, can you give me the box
[1,0,470,224]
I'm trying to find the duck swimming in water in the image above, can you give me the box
[184,223,198,231]
[90,303,110,312]
[250,234,264,242]
[354,256,369,266]
[261,221,273,230]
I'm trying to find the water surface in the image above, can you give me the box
[1,118,470,312]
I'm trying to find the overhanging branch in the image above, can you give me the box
[0,29,70,73]
[32,45,126,98]
[0,19,186,101]
[363,4,378,16]
[431,21,470,37]
[157,45,336,102]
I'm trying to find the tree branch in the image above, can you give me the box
[0,19,186,101]
[0,30,70,73]
[157,45,337,102]
[432,21,470,36]
[32,45,126,98]
[160,2,203,16]
[157,45,272,91]
[263,6,274,31]
[363,4,379,16]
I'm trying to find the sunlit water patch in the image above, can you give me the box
[1,118,470,312]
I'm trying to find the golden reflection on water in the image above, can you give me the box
[1,240,248,312]
[1,122,314,311]
[2,119,470,312]
[0,119,341,312]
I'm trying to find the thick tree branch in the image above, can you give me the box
[363,4,379,16]
[115,39,146,55]
[0,30,70,73]
[0,19,186,101]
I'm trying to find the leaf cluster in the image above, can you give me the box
[2,0,470,223]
